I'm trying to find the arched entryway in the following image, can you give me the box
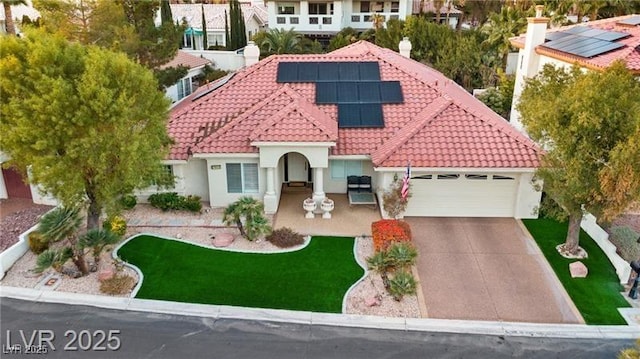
[283,152,312,185]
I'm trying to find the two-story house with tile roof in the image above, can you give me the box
[158,40,542,219]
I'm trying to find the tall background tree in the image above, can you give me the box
[517,62,640,255]
[0,31,173,230]
[201,3,208,50]
[482,5,528,68]
[2,0,27,35]
[226,0,246,50]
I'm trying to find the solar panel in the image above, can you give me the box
[579,28,608,38]
[337,82,358,103]
[337,104,384,128]
[359,62,381,81]
[339,62,360,81]
[317,62,339,81]
[358,82,381,103]
[315,82,337,103]
[579,42,624,58]
[560,37,602,53]
[617,15,640,26]
[593,31,630,42]
[380,81,403,103]
[543,34,579,50]
[545,31,571,41]
[297,62,319,82]
[277,63,299,82]
[564,26,590,34]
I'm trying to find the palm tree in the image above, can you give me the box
[482,6,527,69]
[371,14,385,30]
[260,28,301,55]
[2,0,27,35]
[38,207,88,275]
[223,196,272,241]
[78,228,120,263]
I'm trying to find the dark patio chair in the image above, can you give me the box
[347,175,360,192]
[358,176,372,192]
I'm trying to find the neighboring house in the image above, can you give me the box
[0,0,40,34]
[160,51,213,103]
[509,7,640,131]
[164,3,268,49]
[265,0,413,35]
[412,0,461,29]
[159,40,542,218]
[0,152,56,205]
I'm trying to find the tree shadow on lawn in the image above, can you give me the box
[116,235,365,313]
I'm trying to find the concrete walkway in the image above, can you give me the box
[406,217,583,324]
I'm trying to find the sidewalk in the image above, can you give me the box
[1,285,638,340]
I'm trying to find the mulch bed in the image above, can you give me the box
[0,205,53,252]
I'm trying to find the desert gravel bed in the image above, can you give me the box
[0,204,53,251]
[2,204,421,317]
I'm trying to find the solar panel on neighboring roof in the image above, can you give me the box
[592,31,630,42]
[564,26,591,34]
[339,62,360,81]
[337,82,358,102]
[617,15,640,26]
[358,82,381,103]
[317,62,340,81]
[315,82,337,103]
[297,62,319,82]
[579,42,624,58]
[540,25,628,58]
[545,32,571,41]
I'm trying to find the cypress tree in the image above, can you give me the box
[224,9,230,49]
[160,0,172,24]
[201,4,208,50]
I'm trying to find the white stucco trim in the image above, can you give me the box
[251,141,336,147]
[193,153,260,159]
[374,167,537,173]
[161,160,189,165]
[328,155,371,160]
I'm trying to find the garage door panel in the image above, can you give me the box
[404,175,517,217]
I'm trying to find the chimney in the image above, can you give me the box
[399,37,412,58]
[244,41,260,67]
[510,5,549,132]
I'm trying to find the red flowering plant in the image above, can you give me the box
[371,219,412,252]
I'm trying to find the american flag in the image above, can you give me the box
[401,162,411,200]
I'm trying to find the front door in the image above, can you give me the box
[287,153,308,183]
[2,167,32,199]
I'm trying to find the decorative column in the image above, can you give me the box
[312,167,325,205]
[263,167,278,214]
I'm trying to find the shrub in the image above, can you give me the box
[382,177,411,219]
[223,197,272,241]
[148,192,202,212]
[610,226,640,262]
[35,247,73,273]
[119,195,137,210]
[28,231,49,254]
[103,215,127,237]
[266,227,304,248]
[371,219,412,251]
[100,274,136,295]
[387,270,417,301]
[386,242,418,269]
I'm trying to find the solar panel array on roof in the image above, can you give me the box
[617,15,640,26]
[277,62,382,82]
[277,61,403,128]
[541,25,630,58]
[337,104,384,128]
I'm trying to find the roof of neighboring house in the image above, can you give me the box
[168,41,540,169]
[510,14,640,73]
[170,3,267,31]
[412,0,462,16]
[159,51,211,70]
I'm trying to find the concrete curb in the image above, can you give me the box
[2,285,637,339]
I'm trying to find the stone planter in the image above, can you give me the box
[321,198,334,219]
[303,198,316,219]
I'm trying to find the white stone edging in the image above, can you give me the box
[580,213,632,283]
[342,236,369,313]
[0,224,40,280]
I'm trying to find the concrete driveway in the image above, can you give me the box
[405,217,582,324]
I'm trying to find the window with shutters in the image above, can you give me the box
[226,163,259,193]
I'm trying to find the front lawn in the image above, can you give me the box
[117,235,364,313]
[522,218,630,325]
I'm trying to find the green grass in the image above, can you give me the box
[522,218,630,325]
[117,235,364,313]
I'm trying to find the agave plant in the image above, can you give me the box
[35,247,73,273]
[78,229,121,263]
[388,270,417,301]
[386,242,418,270]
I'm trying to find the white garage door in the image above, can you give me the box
[404,173,518,217]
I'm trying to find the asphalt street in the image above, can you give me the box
[0,298,633,359]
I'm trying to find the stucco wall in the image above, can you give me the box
[514,171,542,219]
[205,157,264,207]
[323,160,375,194]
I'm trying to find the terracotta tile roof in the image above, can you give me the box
[168,41,541,169]
[510,15,640,73]
[159,51,211,70]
